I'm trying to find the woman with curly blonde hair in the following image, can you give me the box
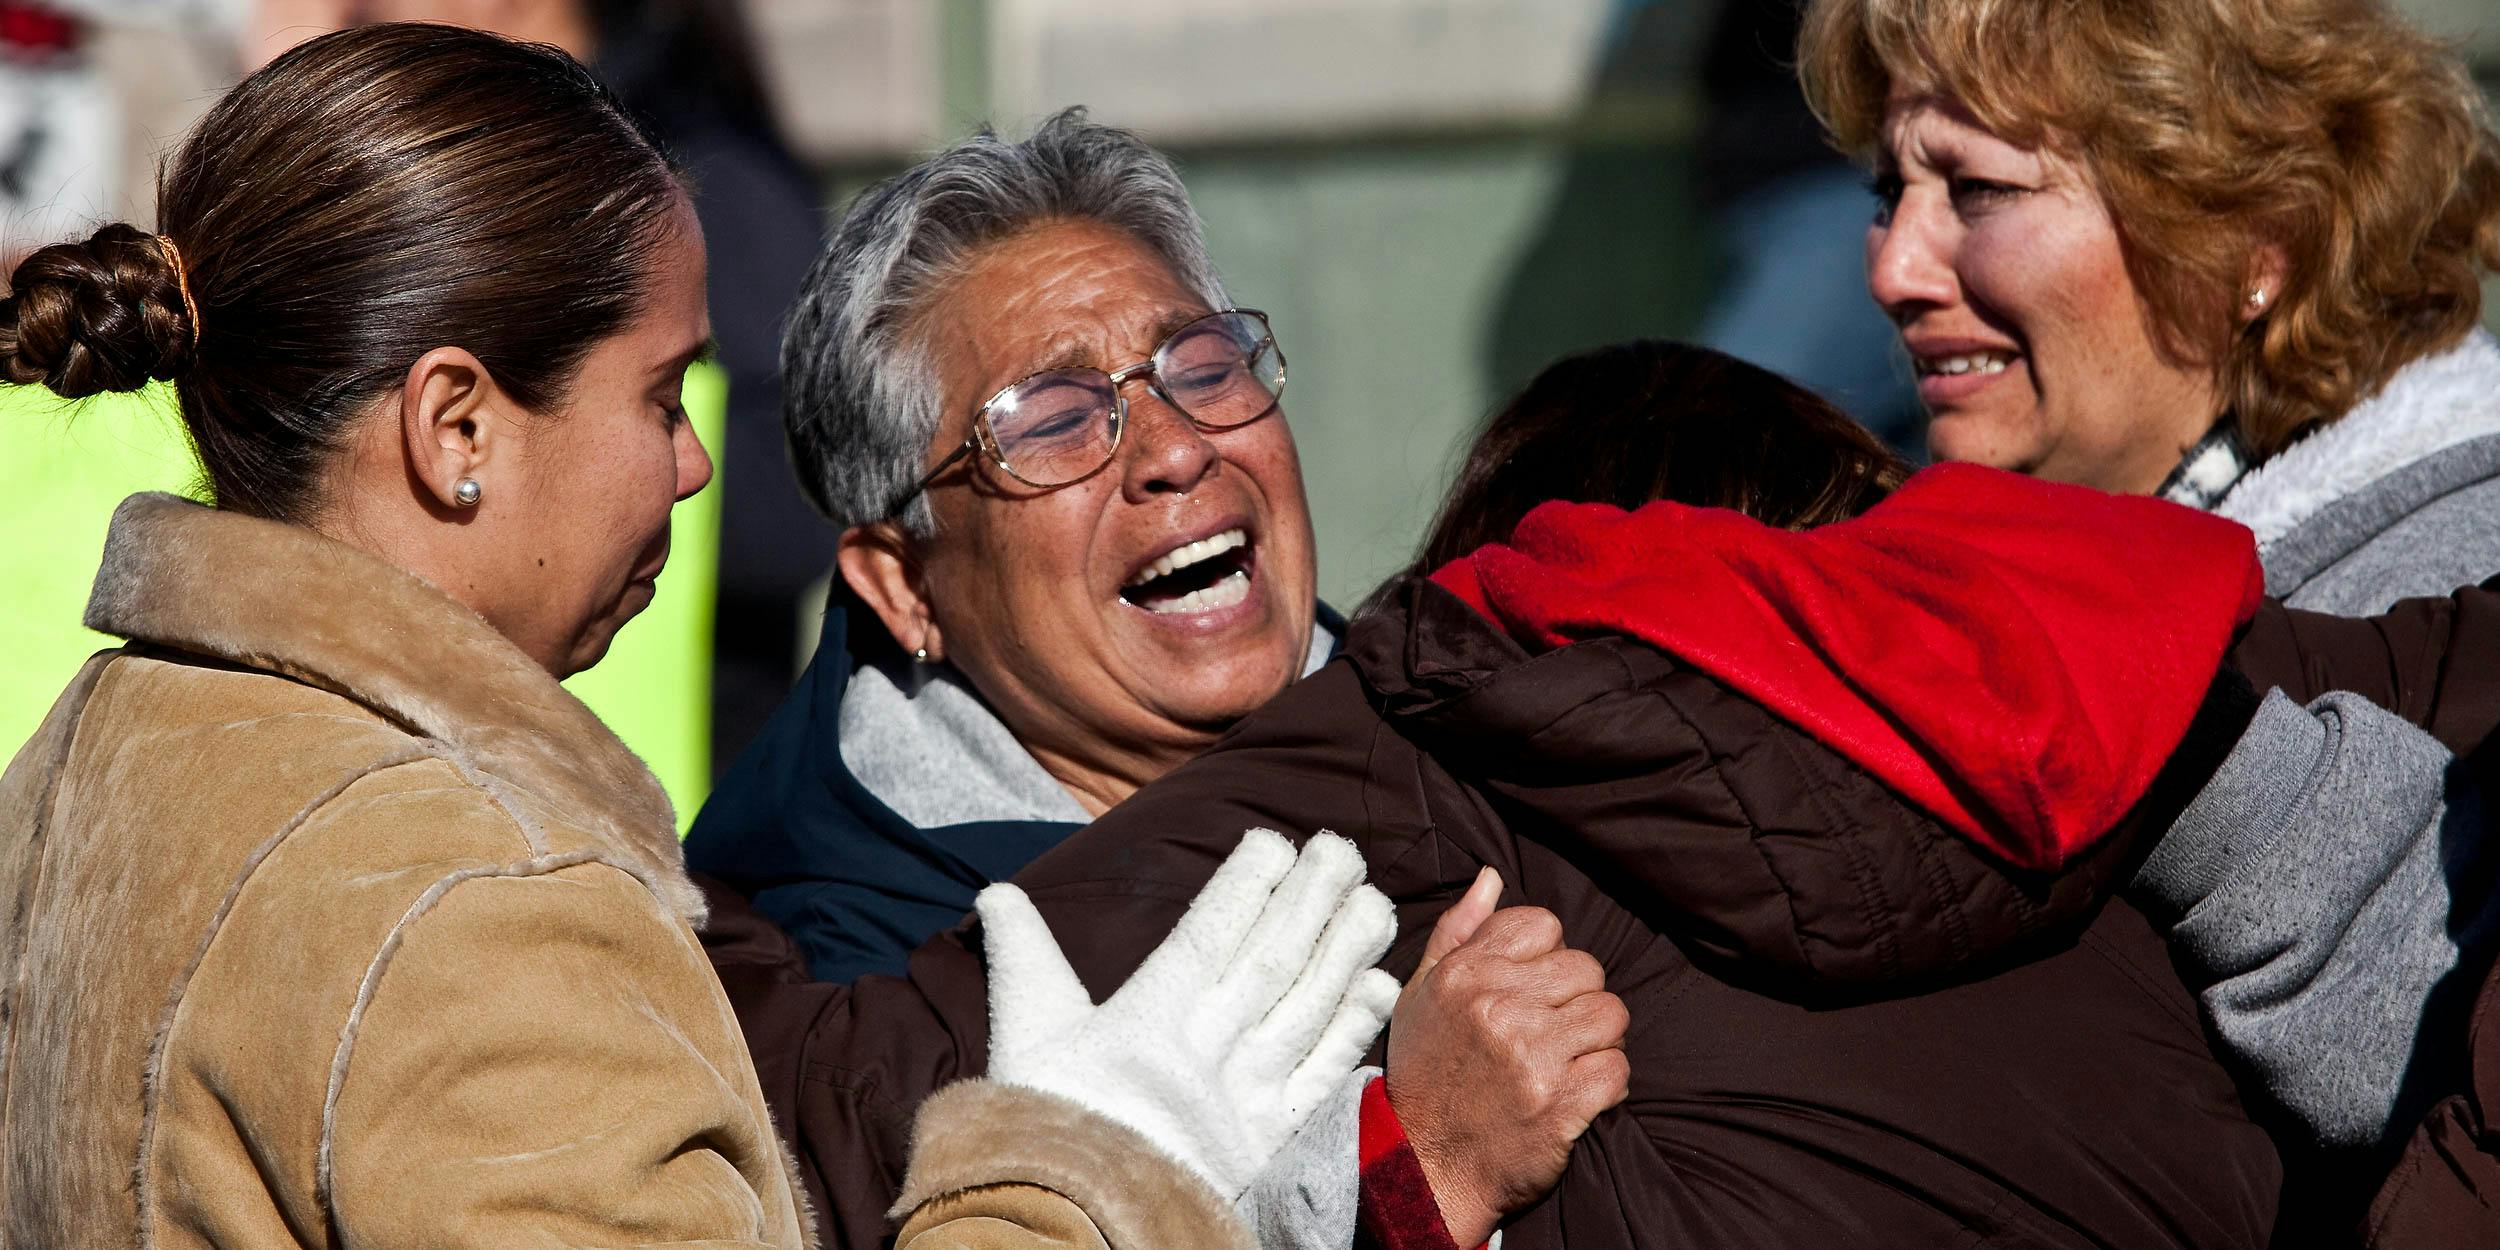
[1803,0,2500,605]
[1799,0,2500,1239]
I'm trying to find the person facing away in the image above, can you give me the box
[0,24,1409,1249]
[1398,342,2500,1243]
[708,340,2324,1248]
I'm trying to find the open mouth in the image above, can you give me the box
[1120,527,1254,615]
[1915,349,2018,378]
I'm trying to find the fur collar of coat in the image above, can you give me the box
[81,492,702,923]
[2217,328,2500,550]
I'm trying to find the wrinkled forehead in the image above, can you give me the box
[925,220,1216,397]
[1022,307,1218,375]
[1878,85,2071,171]
[1879,91,1995,154]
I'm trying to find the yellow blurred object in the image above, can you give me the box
[0,365,724,832]
[0,382,199,764]
[564,359,724,832]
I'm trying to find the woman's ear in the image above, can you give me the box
[399,346,507,514]
[2240,241,2290,325]
[839,522,942,660]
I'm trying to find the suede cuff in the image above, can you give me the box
[890,1079,1255,1249]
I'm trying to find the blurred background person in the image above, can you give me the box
[0,1,134,271]
[1689,0,1922,449]
[0,1,238,268]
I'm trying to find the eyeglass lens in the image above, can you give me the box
[983,311,1284,488]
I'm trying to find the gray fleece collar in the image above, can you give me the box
[841,618,1340,830]
[2215,328,2500,556]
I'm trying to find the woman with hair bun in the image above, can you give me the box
[0,22,1401,1248]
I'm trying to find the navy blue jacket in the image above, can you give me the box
[685,591,1341,982]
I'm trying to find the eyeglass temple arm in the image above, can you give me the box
[887,438,977,518]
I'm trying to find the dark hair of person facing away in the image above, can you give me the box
[1383,340,1910,610]
[0,23,685,523]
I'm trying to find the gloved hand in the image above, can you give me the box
[978,829,1400,1199]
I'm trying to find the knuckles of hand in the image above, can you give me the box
[1579,992,1633,1048]
[1387,901,1634,1239]
[1516,1067,1562,1112]
[1589,1048,1632,1099]
[1475,905,1566,957]
[1465,993,1515,1037]
[1430,943,1628,1119]
[1531,948,1606,999]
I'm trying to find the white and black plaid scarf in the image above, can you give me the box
[2157,420,2256,512]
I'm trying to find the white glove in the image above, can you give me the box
[978,829,1401,1199]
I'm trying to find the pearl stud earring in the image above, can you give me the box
[453,477,482,507]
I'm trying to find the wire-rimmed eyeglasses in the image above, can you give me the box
[887,308,1286,517]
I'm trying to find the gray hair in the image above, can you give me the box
[782,107,1231,537]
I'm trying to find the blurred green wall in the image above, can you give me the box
[1176,129,1714,607]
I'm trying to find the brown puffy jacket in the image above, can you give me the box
[2367,964,2500,1246]
[710,579,2296,1248]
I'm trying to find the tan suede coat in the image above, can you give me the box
[0,494,1244,1249]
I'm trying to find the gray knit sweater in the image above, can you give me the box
[2137,329,2500,1149]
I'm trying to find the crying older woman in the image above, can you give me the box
[686,108,1631,1250]
[686,110,1327,986]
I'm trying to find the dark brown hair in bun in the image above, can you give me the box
[1,223,195,398]
[2,23,686,523]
